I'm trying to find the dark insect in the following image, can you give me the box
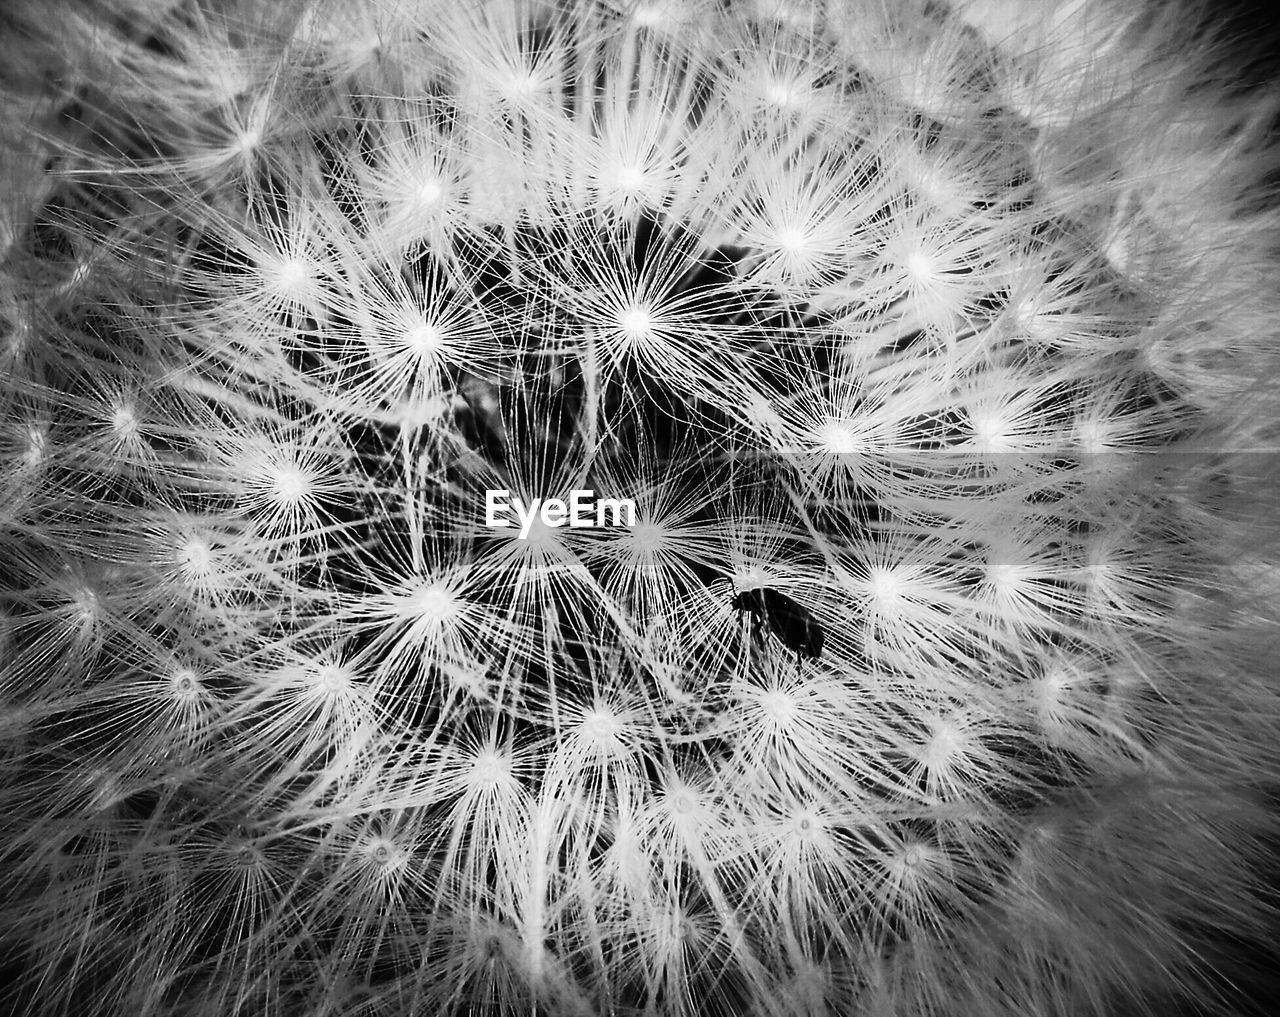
[731,587,824,662]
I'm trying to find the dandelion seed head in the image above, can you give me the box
[611,161,649,195]
[1007,286,1043,327]
[21,425,46,470]
[626,517,660,547]
[176,535,215,582]
[984,550,1024,594]
[745,394,786,436]
[615,302,657,344]
[1032,661,1087,738]
[500,69,542,103]
[757,686,800,728]
[468,747,514,790]
[361,835,406,872]
[788,806,824,840]
[1083,536,1117,582]
[866,566,907,606]
[814,419,864,455]
[761,74,807,111]
[919,715,969,772]
[168,666,200,698]
[307,659,358,700]
[271,466,310,506]
[403,580,460,627]
[904,247,936,283]
[767,221,830,282]
[1075,417,1116,454]
[234,125,262,156]
[894,840,935,873]
[576,706,630,758]
[774,225,808,254]
[412,176,445,208]
[71,584,98,624]
[258,253,316,302]
[109,403,139,440]
[662,778,707,822]
[226,832,265,873]
[405,320,444,359]
[967,409,1013,451]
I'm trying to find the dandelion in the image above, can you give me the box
[2,1,1279,1015]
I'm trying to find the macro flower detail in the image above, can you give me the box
[2,1,1278,1015]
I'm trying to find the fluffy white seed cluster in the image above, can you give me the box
[1,1,1278,1015]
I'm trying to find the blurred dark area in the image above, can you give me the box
[1206,0,1280,87]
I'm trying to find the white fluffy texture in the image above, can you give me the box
[1,1,1278,1016]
